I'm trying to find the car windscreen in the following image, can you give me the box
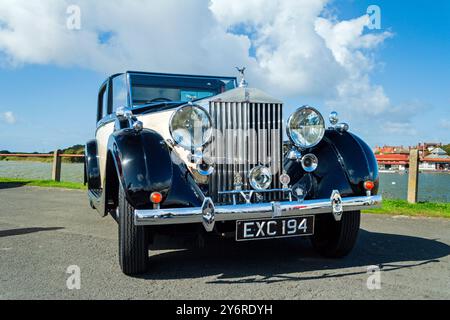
[131,86,216,105]
[129,73,236,106]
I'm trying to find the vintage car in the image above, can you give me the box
[85,70,381,275]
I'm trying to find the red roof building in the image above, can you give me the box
[375,144,450,171]
[375,153,409,165]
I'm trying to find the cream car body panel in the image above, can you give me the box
[95,109,193,189]
[136,109,193,170]
[136,109,173,140]
[95,121,115,188]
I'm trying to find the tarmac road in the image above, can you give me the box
[0,185,449,300]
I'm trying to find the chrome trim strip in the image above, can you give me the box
[218,188,291,195]
[134,194,382,226]
[126,72,133,108]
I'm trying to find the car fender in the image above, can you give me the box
[324,130,379,195]
[107,128,173,209]
[285,130,379,199]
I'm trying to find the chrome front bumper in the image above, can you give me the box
[134,190,382,232]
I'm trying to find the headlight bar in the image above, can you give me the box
[169,104,212,150]
[286,106,325,149]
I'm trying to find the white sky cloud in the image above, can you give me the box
[0,0,400,142]
[315,15,393,117]
[1,111,16,124]
[382,121,418,136]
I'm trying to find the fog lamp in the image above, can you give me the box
[248,165,272,190]
[301,154,318,172]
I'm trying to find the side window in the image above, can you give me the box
[97,84,108,122]
[111,75,128,112]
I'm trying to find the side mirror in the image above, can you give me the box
[114,106,143,132]
[115,106,133,120]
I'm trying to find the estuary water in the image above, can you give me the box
[0,160,84,184]
[1,160,449,202]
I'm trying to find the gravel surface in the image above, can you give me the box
[0,185,449,299]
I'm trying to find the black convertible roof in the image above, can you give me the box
[126,71,238,92]
[126,70,237,82]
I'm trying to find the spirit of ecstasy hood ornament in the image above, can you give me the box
[236,66,248,88]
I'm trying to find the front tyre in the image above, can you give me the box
[310,210,360,258]
[118,184,148,275]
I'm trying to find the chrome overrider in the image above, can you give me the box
[134,189,382,231]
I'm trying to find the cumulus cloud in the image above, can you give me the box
[315,15,393,117]
[1,111,16,124]
[0,0,254,74]
[0,0,397,137]
[382,121,418,136]
[211,0,344,96]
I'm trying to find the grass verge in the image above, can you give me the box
[0,177,86,190]
[363,199,450,218]
[0,157,82,163]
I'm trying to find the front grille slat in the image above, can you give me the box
[244,102,249,189]
[209,101,283,204]
[251,103,256,166]
[226,102,232,203]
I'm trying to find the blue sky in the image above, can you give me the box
[334,0,450,112]
[0,0,449,152]
[319,0,450,146]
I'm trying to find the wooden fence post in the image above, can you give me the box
[52,149,61,182]
[407,149,419,203]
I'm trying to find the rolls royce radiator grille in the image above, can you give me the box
[208,101,284,204]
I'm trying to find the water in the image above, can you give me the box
[1,161,450,202]
[0,161,84,183]
[378,172,450,203]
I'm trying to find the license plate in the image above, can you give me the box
[236,216,315,241]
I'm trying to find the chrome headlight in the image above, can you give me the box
[169,105,212,149]
[248,165,272,190]
[287,106,325,149]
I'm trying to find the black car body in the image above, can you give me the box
[85,71,381,275]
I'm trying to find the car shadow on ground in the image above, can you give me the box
[136,229,450,283]
[0,182,29,190]
[0,227,64,238]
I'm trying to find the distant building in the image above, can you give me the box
[420,147,450,171]
[374,145,410,154]
[376,153,409,171]
[418,142,443,152]
[375,143,450,172]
